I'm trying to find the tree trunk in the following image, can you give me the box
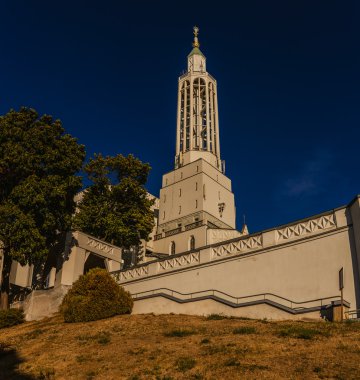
[0,250,12,310]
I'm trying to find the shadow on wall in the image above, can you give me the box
[348,226,360,310]
[0,343,37,380]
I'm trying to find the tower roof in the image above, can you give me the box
[188,46,205,58]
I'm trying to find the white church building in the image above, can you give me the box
[3,27,360,321]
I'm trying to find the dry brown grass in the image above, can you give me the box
[1,313,360,379]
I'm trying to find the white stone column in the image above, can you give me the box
[214,82,221,168]
[184,80,189,152]
[175,81,182,160]
[210,82,215,155]
[190,77,194,150]
[205,78,210,151]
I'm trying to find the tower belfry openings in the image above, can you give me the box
[175,26,221,171]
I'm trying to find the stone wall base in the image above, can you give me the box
[22,286,71,321]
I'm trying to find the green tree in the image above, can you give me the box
[74,153,154,255]
[0,108,85,309]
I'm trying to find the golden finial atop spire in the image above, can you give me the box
[192,26,200,48]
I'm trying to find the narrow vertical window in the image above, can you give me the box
[218,191,220,200]
[163,211,165,220]
[170,241,176,255]
[193,77,207,150]
[164,194,166,203]
[181,172,183,179]
[195,182,198,191]
[179,188,182,197]
[189,236,195,250]
[179,205,181,214]
[195,199,198,208]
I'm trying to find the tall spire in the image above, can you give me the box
[175,26,221,171]
[193,26,200,48]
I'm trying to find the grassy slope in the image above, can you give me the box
[0,314,360,380]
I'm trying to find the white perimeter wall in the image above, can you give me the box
[115,205,360,320]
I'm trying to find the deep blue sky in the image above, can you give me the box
[1,1,359,233]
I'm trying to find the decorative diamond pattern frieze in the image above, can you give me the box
[117,266,149,282]
[158,252,200,271]
[276,214,336,242]
[211,235,263,259]
[86,237,114,255]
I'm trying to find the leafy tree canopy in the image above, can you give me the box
[74,153,154,249]
[0,107,85,308]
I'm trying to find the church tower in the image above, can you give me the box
[153,27,240,255]
[175,26,222,172]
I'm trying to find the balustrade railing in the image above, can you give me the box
[165,227,182,237]
[179,72,216,81]
[185,220,203,231]
[154,233,162,241]
[154,220,220,240]
[156,221,206,240]
[345,309,360,320]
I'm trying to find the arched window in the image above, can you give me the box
[180,80,190,152]
[189,236,195,251]
[208,82,216,153]
[193,77,207,150]
[170,241,176,255]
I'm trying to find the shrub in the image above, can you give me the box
[176,356,196,371]
[224,358,240,367]
[0,308,25,329]
[25,328,44,339]
[96,331,111,345]
[276,325,328,340]
[206,313,227,320]
[60,268,133,322]
[38,367,55,380]
[233,327,256,335]
[164,329,196,337]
